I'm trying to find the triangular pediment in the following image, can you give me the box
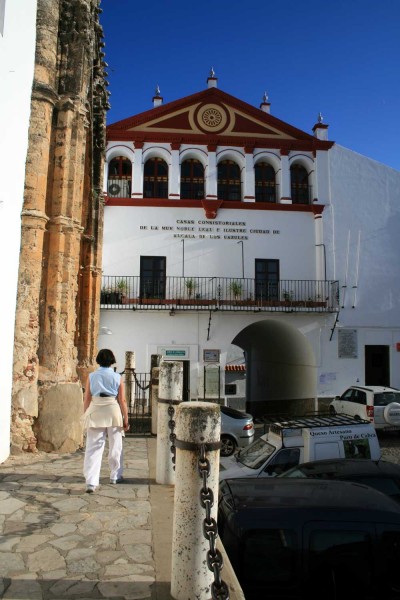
[107,87,318,144]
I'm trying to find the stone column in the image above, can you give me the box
[156,361,183,484]
[169,144,180,199]
[12,0,108,453]
[280,151,291,202]
[206,145,217,199]
[11,0,60,454]
[171,402,222,600]
[243,147,255,202]
[132,143,143,198]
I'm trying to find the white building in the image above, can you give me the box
[0,0,37,461]
[101,74,400,418]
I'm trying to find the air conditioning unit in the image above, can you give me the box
[108,179,130,197]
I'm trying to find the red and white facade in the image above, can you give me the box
[101,75,400,417]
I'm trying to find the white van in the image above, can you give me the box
[219,414,381,481]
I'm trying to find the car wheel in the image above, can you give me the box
[220,435,236,457]
[383,403,400,426]
[329,405,336,416]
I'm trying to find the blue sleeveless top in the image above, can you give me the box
[89,367,121,397]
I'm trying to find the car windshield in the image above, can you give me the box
[237,437,276,469]
[374,392,400,407]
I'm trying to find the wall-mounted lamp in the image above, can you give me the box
[100,326,113,335]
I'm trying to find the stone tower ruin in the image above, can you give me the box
[11,0,108,453]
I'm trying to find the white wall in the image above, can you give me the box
[317,145,400,395]
[0,0,37,462]
[102,205,318,281]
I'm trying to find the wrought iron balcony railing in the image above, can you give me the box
[100,276,339,313]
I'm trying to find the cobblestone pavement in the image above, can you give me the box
[0,438,159,600]
[1,429,398,600]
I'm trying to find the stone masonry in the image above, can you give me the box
[11,0,109,454]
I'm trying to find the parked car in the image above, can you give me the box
[279,458,400,503]
[218,477,400,599]
[219,414,381,480]
[220,405,254,457]
[330,385,400,432]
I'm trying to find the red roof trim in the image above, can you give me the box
[104,197,325,215]
[225,365,246,371]
[106,87,334,151]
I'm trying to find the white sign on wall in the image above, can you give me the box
[158,346,189,359]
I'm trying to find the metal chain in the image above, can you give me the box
[198,443,229,600]
[132,370,151,391]
[168,402,176,470]
[120,368,151,391]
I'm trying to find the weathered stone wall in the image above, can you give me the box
[11,0,108,454]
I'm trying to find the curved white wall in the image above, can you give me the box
[0,0,37,462]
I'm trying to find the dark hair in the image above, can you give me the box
[96,349,116,368]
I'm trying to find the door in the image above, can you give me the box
[255,259,279,300]
[365,345,390,386]
[140,256,166,299]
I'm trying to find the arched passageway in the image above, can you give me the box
[232,320,317,418]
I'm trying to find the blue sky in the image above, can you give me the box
[100,0,400,170]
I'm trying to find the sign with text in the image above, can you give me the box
[158,346,189,359]
[139,218,281,241]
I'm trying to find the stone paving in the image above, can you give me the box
[0,438,158,600]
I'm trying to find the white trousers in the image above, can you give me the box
[83,427,123,486]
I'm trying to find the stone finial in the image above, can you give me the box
[313,112,329,140]
[152,84,163,107]
[260,90,271,113]
[207,67,217,88]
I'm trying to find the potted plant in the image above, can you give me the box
[229,280,243,300]
[101,286,112,304]
[282,290,293,304]
[116,279,129,303]
[185,278,197,299]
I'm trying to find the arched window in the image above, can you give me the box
[217,160,241,201]
[255,162,277,202]
[181,159,204,199]
[144,158,168,198]
[108,156,132,197]
[290,164,310,204]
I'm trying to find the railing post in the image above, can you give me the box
[151,366,159,435]
[171,401,222,600]
[156,361,183,485]
[124,351,135,411]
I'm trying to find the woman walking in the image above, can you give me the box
[83,349,129,493]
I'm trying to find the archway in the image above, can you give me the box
[232,320,317,418]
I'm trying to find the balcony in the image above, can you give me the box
[100,277,339,313]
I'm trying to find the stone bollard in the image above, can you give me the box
[151,366,159,435]
[156,361,183,485]
[171,401,222,600]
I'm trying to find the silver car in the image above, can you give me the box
[220,406,254,457]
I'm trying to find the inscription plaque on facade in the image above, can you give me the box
[338,329,358,358]
[203,349,220,363]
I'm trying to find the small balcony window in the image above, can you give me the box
[255,162,277,203]
[290,164,311,204]
[108,156,132,197]
[218,160,241,201]
[181,159,205,199]
[144,158,168,199]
